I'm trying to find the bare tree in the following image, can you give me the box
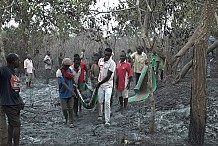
[188,0,216,145]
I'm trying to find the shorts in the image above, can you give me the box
[26,73,34,82]
[116,88,128,98]
[60,97,74,110]
[2,105,21,127]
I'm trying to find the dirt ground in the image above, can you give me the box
[19,75,218,146]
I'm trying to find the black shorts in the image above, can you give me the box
[2,105,21,127]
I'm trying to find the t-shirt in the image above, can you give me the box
[116,61,133,91]
[98,57,116,88]
[56,68,74,98]
[152,53,164,71]
[79,62,88,83]
[0,66,21,105]
[131,52,147,73]
[70,65,81,85]
[43,55,52,70]
[24,58,34,73]
[91,64,99,78]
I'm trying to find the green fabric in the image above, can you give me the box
[79,82,86,91]
[128,65,157,102]
[76,87,98,109]
[152,53,164,70]
[76,65,157,107]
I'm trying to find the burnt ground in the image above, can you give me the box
[19,75,218,146]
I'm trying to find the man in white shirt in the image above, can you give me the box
[24,54,34,87]
[70,54,82,117]
[131,46,148,85]
[43,51,52,84]
[96,48,116,126]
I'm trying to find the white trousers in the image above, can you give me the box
[98,87,112,123]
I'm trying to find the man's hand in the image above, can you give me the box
[126,83,130,90]
[71,91,76,98]
[96,83,100,89]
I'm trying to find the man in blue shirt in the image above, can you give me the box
[0,53,24,146]
[56,58,76,128]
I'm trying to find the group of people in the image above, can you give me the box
[0,45,167,145]
[55,46,164,128]
[0,46,164,145]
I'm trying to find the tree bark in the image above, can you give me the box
[174,39,218,84]
[188,0,215,145]
[171,1,217,75]
[189,40,207,145]
[0,33,8,146]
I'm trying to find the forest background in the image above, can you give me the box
[0,0,218,145]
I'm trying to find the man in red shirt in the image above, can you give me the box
[116,51,133,110]
[79,61,88,90]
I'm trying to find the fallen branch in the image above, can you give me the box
[173,39,218,84]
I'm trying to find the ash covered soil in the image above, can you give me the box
[19,76,218,146]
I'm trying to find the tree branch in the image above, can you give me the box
[215,12,218,25]
[0,0,15,10]
[145,0,152,12]
[89,6,135,15]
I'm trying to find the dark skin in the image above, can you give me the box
[91,59,98,79]
[116,52,132,89]
[136,47,143,55]
[1,55,24,146]
[44,51,51,65]
[73,58,82,91]
[61,65,76,97]
[96,50,113,89]
[136,47,148,64]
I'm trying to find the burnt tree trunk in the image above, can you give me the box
[188,0,215,145]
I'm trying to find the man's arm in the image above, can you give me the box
[127,63,133,89]
[84,63,89,79]
[96,70,113,89]
[62,81,76,97]
[0,67,3,76]
[96,61,116,88]
[56,69,76,97]
[19,95,25,110]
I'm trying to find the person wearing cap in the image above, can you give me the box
[56,58,76,128]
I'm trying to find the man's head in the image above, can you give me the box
[62,58,72,69]
[104,48,113,61]
[47,51,50,56]
[120,50,126,62]
[27,54,31,59]
[127,49,132,54]
[136,46,143,55]
[6,53,20,68]
[74,54,81,68]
